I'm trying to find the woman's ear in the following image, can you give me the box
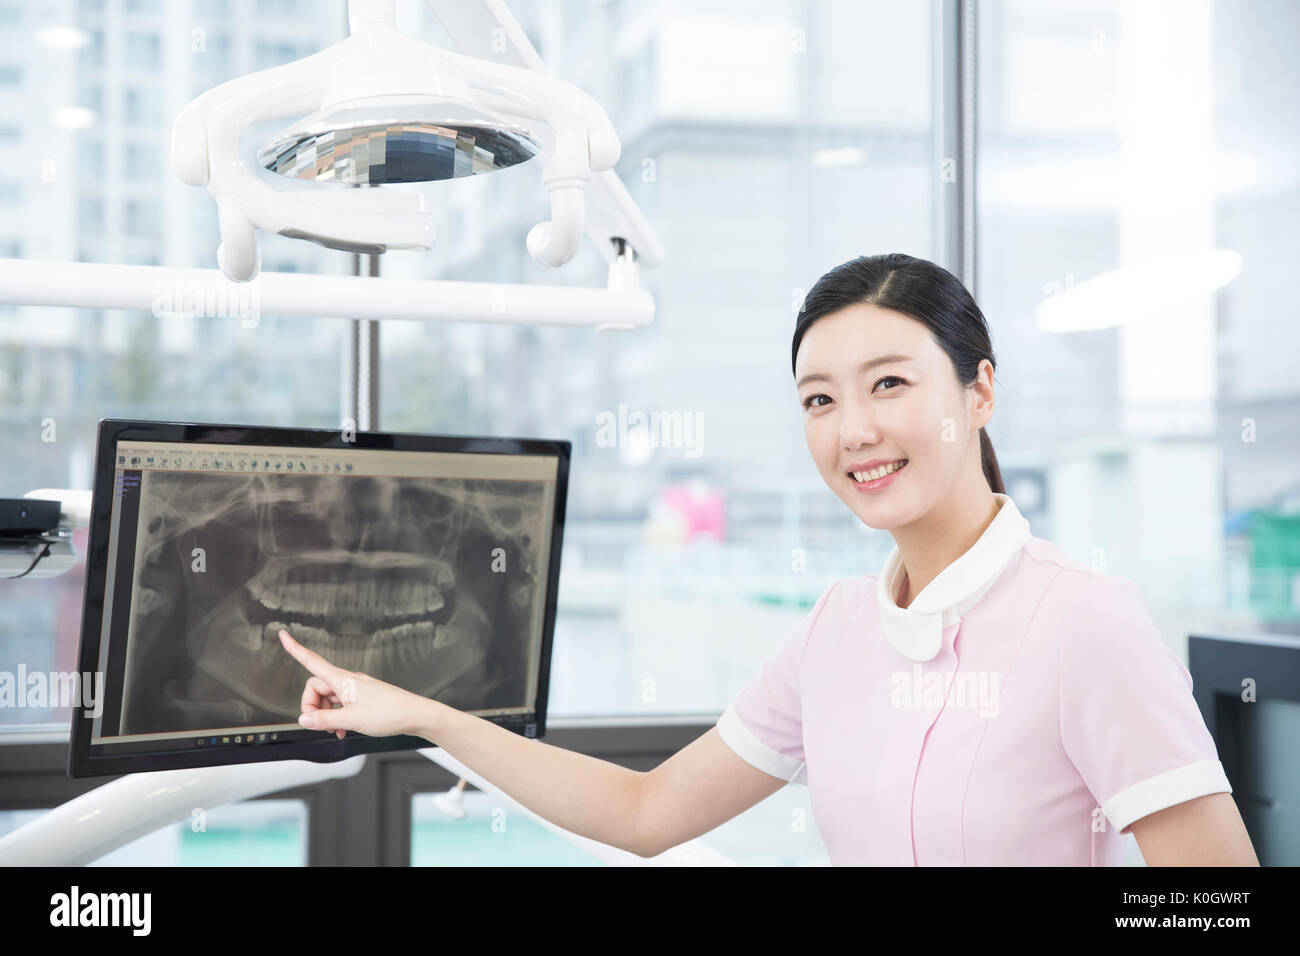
[971,359,995,429]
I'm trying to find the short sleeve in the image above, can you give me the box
[715,580,839,786]
[1058,573,1232,834]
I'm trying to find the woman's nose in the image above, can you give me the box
[838,396,881,444]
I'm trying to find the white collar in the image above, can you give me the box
[874,492,1030,662]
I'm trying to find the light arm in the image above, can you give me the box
[1127,792,1260,866]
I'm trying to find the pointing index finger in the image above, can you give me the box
[278,629,344,684]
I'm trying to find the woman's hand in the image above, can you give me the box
[278,628,433,739]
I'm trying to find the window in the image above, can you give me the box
[195,0,231,18]
[78,195,104,232]
[79,138,104,178]
[125,31,161,69]
[254,39,312,69]
[81,28,103,67]
[975,0,1300,621]
[192,32,231,74]
[123,85,163,124]
[78,82,103,113]
[124,198,161,237]
[255,0,315,17]
[124,141,160,180]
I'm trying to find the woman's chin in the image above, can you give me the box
[855,510,903,531]
[846,494,913,530]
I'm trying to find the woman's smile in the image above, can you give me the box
[848,458,909,492]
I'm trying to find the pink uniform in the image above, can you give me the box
[715,492,1232,865]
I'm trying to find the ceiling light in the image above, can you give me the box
[51,106,96,129]
[1036,250,1243,333]
[37,27,91,51]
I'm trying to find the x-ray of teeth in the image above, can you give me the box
[118,470,549,735]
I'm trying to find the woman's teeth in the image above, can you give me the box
[852,459,907,482]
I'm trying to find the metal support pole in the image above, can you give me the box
[933,0,978,296]
[344,251,381,432]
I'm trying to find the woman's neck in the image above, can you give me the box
[891,488,1001,609]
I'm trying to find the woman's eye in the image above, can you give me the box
[803,376,906,409]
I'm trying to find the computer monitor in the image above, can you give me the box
[69,418,569,778]
[1188,631,1300,866]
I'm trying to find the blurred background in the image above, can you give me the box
[1,0,1297,865]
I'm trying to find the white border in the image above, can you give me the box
[716,702,807,786]
[1103,758,1233,832]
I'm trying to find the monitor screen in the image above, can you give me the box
[69,419,568,777]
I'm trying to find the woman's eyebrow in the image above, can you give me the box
[795,354,914,389]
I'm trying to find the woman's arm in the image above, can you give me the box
[280,629,785,858]
[417,703,787,859]
[1127,792,1260,865]
[415,698,651,856]
[632,725,788,857]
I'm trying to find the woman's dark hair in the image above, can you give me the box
[791,253,1005,495]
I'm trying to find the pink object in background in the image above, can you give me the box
[660,480,725,542]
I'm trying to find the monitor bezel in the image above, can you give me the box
[68,418,569,778]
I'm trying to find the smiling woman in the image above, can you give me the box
[679,251,1265,865]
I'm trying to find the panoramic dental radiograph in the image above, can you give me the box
[118,470,548,735]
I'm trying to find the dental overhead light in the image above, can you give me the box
[257,94,540,184]
[172,0,624,280]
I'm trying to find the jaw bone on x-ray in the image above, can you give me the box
[121,471,547,735]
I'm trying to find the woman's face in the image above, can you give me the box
[794,303,993,530]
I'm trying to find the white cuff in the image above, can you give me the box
[1102,758,1233,833]
[716,701,807,785]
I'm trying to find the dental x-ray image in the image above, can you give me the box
[117,470,549,735]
